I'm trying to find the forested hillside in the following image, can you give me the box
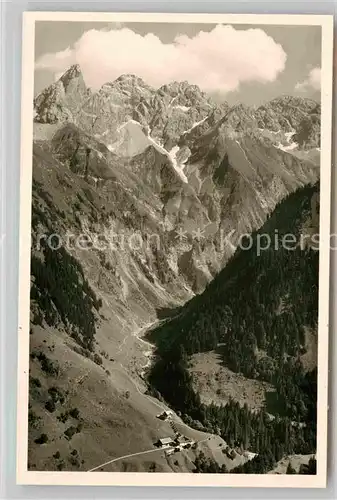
[148,183,319,472]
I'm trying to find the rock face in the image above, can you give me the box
[33,65,320,293]
[34,65,90,124]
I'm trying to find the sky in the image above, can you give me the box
[34,21,322,106]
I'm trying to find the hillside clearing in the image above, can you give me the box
[189,350,275,412]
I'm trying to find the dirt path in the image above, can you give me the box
[88,446,171,472]
[88,437,212,472]
[90,320,259,473]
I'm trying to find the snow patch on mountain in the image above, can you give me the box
[276,141,298,152]
[107,119,152,157]
[274,129,298,152]
[183,116,208,135]
[275,130,298,152]
[146,132,188,183]
[168,146,189,181]
[285,130,296,142]
[117,119,143,133]
[174,105,191,112]
[258,128,281,135]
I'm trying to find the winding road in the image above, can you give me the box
[88,437,212,472]
[86,319,217,473]
[86,319,234,473]
[88,446,171,472]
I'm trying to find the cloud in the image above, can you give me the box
[36,46,75,72]
[35,24,287,93]
[295,67,321,92]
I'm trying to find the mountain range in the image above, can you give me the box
[28,64,320,473]
[34,64,320,293]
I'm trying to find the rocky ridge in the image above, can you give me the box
[34,64,321,294]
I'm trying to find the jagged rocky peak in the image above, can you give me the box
[61,63,82,78]
[219,103,257,131]
[267,95,318,110]
[59,63,85,89]
[255,95,320,133]
[102,73,154,93]
[98,74,155,112]
[115,73,146,84]
[159,80,208,104]
[160,80,202,94]
[59,64,84,88]
[34,63,89,124]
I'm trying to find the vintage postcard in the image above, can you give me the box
[17,12,333,487]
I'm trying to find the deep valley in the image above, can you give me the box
[28,64,319,474]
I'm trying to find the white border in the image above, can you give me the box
[17,11,333,488]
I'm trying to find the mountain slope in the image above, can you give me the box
[29,139,235,472]
[149,183,318,380]
[147,183,319,469]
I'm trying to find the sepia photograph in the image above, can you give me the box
[17,12,333,487]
